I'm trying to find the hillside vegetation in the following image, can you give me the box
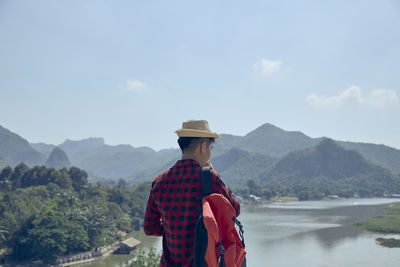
[213,148,276,186]
[257,139,400,198]
[0,164,149,264]
[0,126,44,166]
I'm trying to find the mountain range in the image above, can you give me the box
[45,147,72,169]
[213,123,400,175]
[0,125,45,166]
[260,139,400,196]
[1,123,400,194]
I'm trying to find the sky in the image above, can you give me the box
[0,0,399,151]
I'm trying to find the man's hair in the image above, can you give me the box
[177,137,215,153]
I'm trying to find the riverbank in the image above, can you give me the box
[0,238,141,267]
[352,202,400,247]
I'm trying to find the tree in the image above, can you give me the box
[68,167,88,191]
[10,163,28,189]
[15,211,89,263]
[298,191,309,201]
[0,166,12,181]
[122,248,161,267]
[117,178,128,189]
[0,228,8,242]
[246,179,261,196]
[72,203,117,247]
[261,189,272,200]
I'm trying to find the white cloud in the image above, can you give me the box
[368,89,399,108]
[253,59,282,75]
[306,86,398,108]
[125,80,149,92]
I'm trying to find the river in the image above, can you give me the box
[81,198,400,267]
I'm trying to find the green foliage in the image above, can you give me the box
[246,179,261,196]
[214,139,400,200]
[15,211,89,263]
[353,203,400,248]
[258,139,400,199]
[376,238,400,248]
[339,141,400,175]
[0,165,150,264]
[120,248,161,267]
[212,148,276,187]
[353,203,400,234]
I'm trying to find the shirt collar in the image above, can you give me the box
[175,159,201,168]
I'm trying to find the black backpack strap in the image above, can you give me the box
[194,167,213,267]
[200,167,213,197]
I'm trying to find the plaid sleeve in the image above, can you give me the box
[211,169,241,216]
[143,186,164,236]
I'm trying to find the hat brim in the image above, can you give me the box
[175,129,220,139]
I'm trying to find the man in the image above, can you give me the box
[144,120,240,267]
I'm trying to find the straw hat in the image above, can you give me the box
[175,120,220,139]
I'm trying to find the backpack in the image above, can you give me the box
[194,167,247,267]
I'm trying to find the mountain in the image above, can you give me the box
[215,123,400,175]
[212,148,277,187]
[45,147,72,169]
[126,153,180,182]
[258,139,400,196]
[2,122,400,190]
[59,139,180,180]
[0,155,8,169]
[59,137,105,158]
[237,123,320,156]
[337,141,400,175]
[0,125,45,166]
[214,123,319,157]
[30,143,57,158]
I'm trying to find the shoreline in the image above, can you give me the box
[352,202,400,248]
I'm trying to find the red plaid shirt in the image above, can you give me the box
[144,159,240,267]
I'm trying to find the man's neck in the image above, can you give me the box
[181,154,201,164]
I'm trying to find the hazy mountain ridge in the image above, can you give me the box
[30,142,57,158]
[216,123,400,174]
[59,137,105,158]
[0,125,45,166]
[212,148,277,187]
[1,123,400,191]
[337,141,400,174]
[45,147,72,169]
[214,123,319,157]
[63,141,179,180]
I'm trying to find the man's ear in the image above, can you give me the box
[199,141,206,154]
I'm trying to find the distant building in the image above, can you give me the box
[327,195,339,199]
[387,194,400,198]
[249,194,262,203]
[115,237,141,254]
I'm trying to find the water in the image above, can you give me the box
[242,198,400,267]
[82,198,400,267]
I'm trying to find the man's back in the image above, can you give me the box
[144,159,240,266]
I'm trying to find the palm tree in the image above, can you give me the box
[0,229,8,241]
[71,204,117,247]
